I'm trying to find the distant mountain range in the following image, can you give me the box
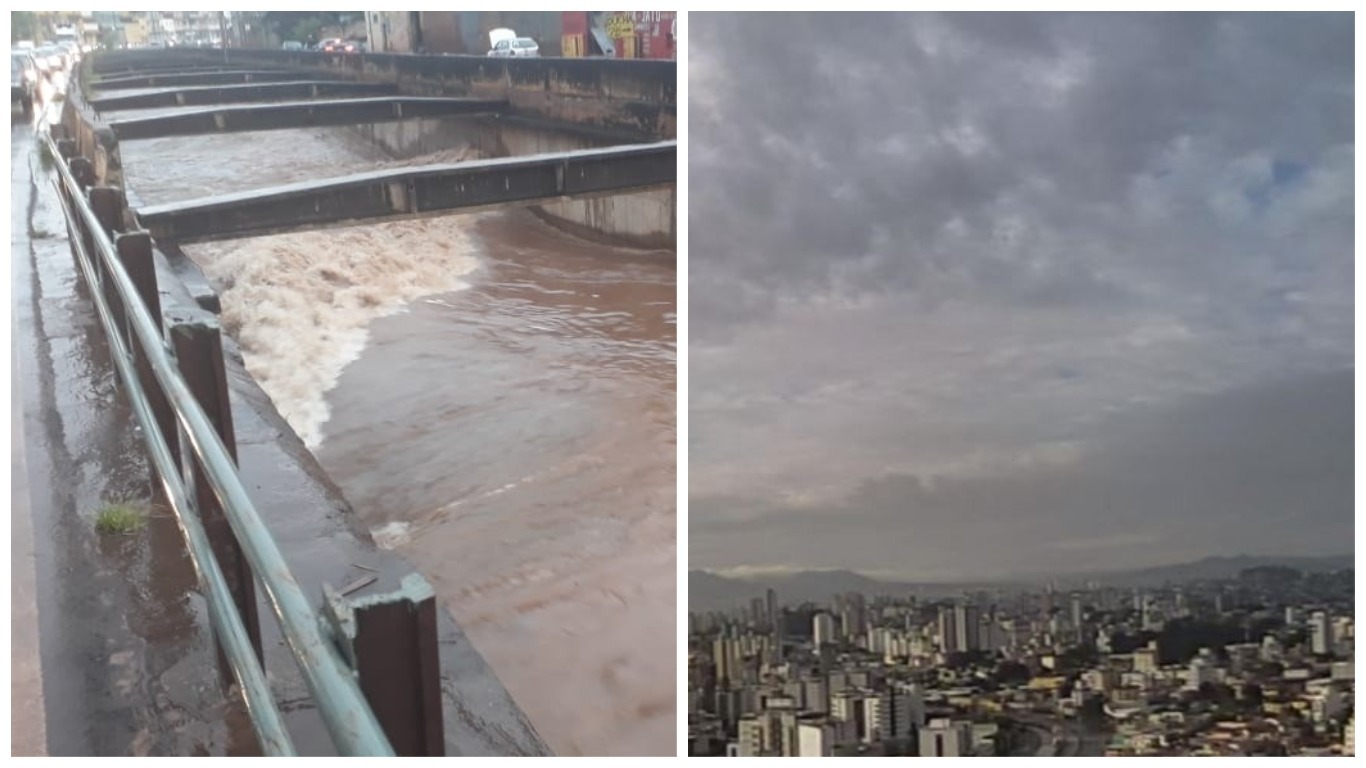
[689,553,1354,611]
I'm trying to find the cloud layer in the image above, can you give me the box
[688,12,1354,579]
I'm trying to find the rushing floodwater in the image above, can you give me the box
[120,124,676,756]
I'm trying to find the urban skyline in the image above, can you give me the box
[689,566,1354,756]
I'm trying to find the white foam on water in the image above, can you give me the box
[368,520,412,550]
[186,216,482,448]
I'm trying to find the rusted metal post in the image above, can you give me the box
[115,231,177,463]
[89,187,125,342]
[68,156,95,190]
[166,309,263,667]
[324,574,445,756]
[65,157,98,280]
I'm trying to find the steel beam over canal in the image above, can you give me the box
[92,69,333,90]
[137,142,677,243]
[108,97,506,140]
[91,81,400,111]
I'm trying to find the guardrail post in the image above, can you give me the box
[115,231,178,463]
[64,157,100,283]
[89,186,125,340]
[323,574,445,756]
[166,309,264,667]
[69,156,96,190]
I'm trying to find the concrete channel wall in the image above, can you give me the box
[350,114,675,248]
[91,47,675,138]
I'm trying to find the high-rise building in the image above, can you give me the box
[1311,611,1333,656]
[883,682,924,740]
[954,603,982,652]
[1345,715,1355,756]
[841,592,866,642]
[803,677,830,715]
[797,720,835,757]
[831,690,865,741]
[1186,649,1217,691]
[814,612,836,649]
[737,715,766,757]
[860,695,882,744]
[1141,594,1163,632]
[1070,593,1084,629]
[714,637,744,685]
[937,605,958,653]
[1133,641,1159,674]
[919,718,972,757]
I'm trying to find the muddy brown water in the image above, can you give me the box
[120,124,676,756]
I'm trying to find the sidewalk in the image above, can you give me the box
[11,301,47,756]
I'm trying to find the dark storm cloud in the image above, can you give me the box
[689,13,1353,577]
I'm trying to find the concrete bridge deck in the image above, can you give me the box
[107,97,506,140]
[137,141,677,242]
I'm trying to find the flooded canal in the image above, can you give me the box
[119,125,676,756]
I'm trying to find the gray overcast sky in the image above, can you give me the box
[689,12,1354,581]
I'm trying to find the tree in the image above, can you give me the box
[290,19,324,45]
[1240,682,1264,710]
[994,660,1033,687]
[12,11,37,42]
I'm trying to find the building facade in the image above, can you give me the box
[363,10,676,59]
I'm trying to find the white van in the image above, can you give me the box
[487,28,539,58]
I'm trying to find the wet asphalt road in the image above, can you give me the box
[11,94,248,755]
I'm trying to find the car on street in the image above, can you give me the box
[56,40,81,66]
[282,40,304,51]
[12,50,38,116]
[317,37,359,53]
[33,45,65,75]
[487,28,539,58]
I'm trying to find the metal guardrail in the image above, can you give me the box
[42,131,397,757]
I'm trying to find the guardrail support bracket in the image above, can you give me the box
[323,573,445,756]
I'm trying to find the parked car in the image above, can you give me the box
[56,40,81,63]
[317,37,357,53]
[33,45,64,75]
[12,51,37,116]
[487,31,539,58]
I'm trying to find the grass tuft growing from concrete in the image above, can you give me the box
[94,501,146,535]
